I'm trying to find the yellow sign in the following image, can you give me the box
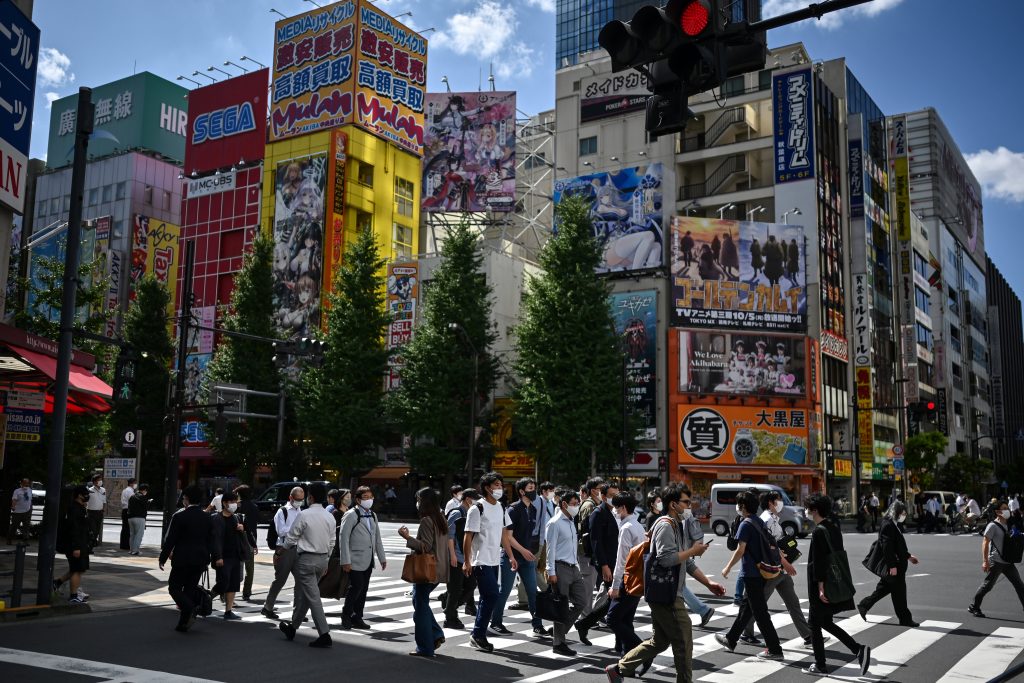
[491,452,535,478]
[833,458,853,478]
[145,219,181,319]
[894,156,911,242]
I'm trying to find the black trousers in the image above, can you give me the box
[973,562,1024,610]
[808,598,860,670]
[607,593,642,654]
[727,575,783,654]
[343,567,373,620]
[859,573,913,623]
[168,564,206,622]
[87,510,104,546]
[444,565,477,621]
[120,509,130,549]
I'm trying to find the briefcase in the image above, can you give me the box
[536,585,569,623]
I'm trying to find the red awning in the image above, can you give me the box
[2,342,113,415]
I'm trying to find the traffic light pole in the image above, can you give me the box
[745,0,875,33]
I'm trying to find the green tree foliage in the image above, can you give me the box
[513,196,624,483]
[938,452,994,496]
[903,431,947,489]
[206,231,281,481]
[388,220,498,477]
[108,275,174,498]
[297,228,390,480]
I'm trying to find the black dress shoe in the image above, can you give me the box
[279,621,296,641]
[351,617,371,629]
[339,616,352,630]
[857,603,868,621]
[574,621,591,646]
[261,607,279,620]
[408,651,436,658]
[309,633,332,648]
[552,643,577,657]
[532,626,551,636]
[899,620,920,627]
[469,635,494,652]
[444,618,465,629]
[637,659,652,677]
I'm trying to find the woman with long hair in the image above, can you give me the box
[857,500,920,626]
[399,487,451,658]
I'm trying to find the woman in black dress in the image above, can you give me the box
[802,493,870,676]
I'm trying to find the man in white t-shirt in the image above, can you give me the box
[463,472,516,654]
[119,478,136,550]
[205,488,225,514]
[86,474,106,547]
[8,478,33,544]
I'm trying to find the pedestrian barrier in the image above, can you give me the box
[0,542,28,609]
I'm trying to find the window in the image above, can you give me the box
[913,251,928,278]
[916,322,932,350]
[573,80,580,92]
[357,162,374,187]
[393,223,412,259]
[524,153,548,170]
[113,219,125,239]
[116,182,127,200]
[578,136,597,156]
[355,210,372,233]
[163,190,172,211]
[395,177,414,218]
[37,200,47,217]
[50,197,60,214]
[914,286,930,315]
[722,75,745,97]
[758,69,772,91]
[63,195,70,212]
[144,185,153,205]
[88,188,99,205]
[102,184,112,203]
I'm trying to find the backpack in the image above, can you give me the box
[266,506,289,550]
[726,514,742,551]
[622,535,650,597]
[994,523,1024,564]
[449,507,467,543]
[577,499,596,558]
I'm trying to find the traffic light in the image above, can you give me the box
[922,400,938,424]
[114,346,139,402]
[658,455,667,472]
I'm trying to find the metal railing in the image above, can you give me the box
[680,106,751,153]
[0,543,27,609]
[678,155,748,200]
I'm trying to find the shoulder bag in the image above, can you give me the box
[747,517,782,580]
[402,520,438,584]
[821,525,857,603]
[537,584,570,623]
[643,518,682,605]
[861,538,886,578]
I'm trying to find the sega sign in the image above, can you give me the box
[184,68,269,175]
[193,102,256,144]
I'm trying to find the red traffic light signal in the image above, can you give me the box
[925,401,937,411]
[679,0,712,36]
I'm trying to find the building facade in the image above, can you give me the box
[986,258,1024,467]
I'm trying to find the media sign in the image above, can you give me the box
[0,0,39,212]
[184,68,269,175]
[772,68,815,185]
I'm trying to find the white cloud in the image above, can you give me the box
[495,42,538,79]
[432,2,518,59]
[45,92,60,109]
[524,0,555,12]
[763,0,904,30]
[37,47,75,87]
[966,147,1024,203]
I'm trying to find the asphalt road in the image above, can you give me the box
[2,520,1023,682]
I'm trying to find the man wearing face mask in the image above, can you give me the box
[575,481,620,643]
[858,501,920,627]
[160,484,219,631]
[524,481,558,605]
[464,472,517,653]
[86,474,106,548]
[279,483,336,648]
[262,487,304,619]
[445,484,465,516]
[605,493,649,662]
[338,485,387,630]
[491,477,548,636]
[545,486,590,656]
[969,500,1024,617]
[576,477,605,619]
[210,491,248,620]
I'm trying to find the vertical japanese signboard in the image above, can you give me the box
[851,273,872,367]
[611,290,657,440]
[0,0,38,213]
[772,68,815,184]
[386,262,418,390]
[145,218,181,320]
[326,129,347,284]
[855,365,874,464]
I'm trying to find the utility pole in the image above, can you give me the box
[36,87,93,605]
[163,240,195,536]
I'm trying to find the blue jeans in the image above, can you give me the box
[472,565,500,639]
[682,583,711,617]
[412,582,444,655]
[492,555,541,628]
[734,572,746,603]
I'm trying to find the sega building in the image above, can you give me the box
[176,68,269,469]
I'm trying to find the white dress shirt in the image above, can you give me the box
[285,503,336,555]
[612,513,646,590]
[120,486,135,510]
[273,503,301,547]
[87,485,106,511]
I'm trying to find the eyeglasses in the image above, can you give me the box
[680,499,692,506]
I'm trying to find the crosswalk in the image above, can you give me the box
[200,571,1024,682]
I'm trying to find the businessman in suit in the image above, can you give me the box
[858,501,920,627]
[338,485,387,630]
[159,484,220,632]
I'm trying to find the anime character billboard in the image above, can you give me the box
[421,91,516,213]
[670,216,807,332]
[273,155,327,339]
[553,163,664,274]
[679,331,808,398]
[611,290,658,440]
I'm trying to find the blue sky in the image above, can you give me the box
[25,0,1024,295]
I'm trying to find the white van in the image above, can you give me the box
[709,483,813,538]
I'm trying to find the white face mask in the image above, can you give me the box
[772,501,784,514]
[96,481,103,488]
[342,496,352,507]
[292,499,304,508]
[360,498,374,510]
[612,508,620,519]
[735,504,743,516]
[227,503,238,513]
[492,487,504,500]
[1001,510,1012,519]
[653,501,663,513]
[682,508,693,520]
[546,492,555,502]
[897,513,907,524]
[566,504,580,518]
[804,509,812,519]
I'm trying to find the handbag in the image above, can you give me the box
[318,556,351,599]
[537,585,570,623]
[644,518,682,605]
[861,538,887,578]
[401,523,438,584]
[779,535,801,564]
[821,526,857,603]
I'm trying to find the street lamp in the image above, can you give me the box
[746,205,765,221]
[716,203,736,220]
[448,322,479,483]
[192,70,216,83]
[782,207,802,224]
[240,55,266,69]
[208,65,232,78]
[176,75,200,87]
[224,60,247,73]
[683,200,701,216]
[269,8,287,18]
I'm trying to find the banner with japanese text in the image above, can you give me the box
[386,262,418,390]
[610,290,657,440]
[144,218,180,320]
[677,404,809,466]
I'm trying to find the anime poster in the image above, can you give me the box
[610,290,658,440]
[129,215,150,301]
[679,331,808,398]
[273,155,327,339]
[386,262,418,391]
[670,216,807,331]
[553,163,664,274]
[183,353,211,405]
[421,91,516,213]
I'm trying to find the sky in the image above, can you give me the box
[22,0,1024,296]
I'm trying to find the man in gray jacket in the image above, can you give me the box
[338,485,386,630]
[606,483,723,683]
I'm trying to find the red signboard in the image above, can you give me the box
[184,69,269,175]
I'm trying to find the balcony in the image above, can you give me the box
[679,155,763,201]
[679,105,759,153]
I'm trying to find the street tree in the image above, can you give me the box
[903,431,947,490]
[108,275,174,498]
[388,220,498,478]
[938,452,994,497]
[513,196,624,483]
[206,231,282,481]
[297,228,391,481]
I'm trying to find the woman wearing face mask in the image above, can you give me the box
[857,500,920,627]
[210,491,248,620]
[645,489,664,532]
[399,487,451,657]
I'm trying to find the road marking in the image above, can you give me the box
[519,664,587,682]
[813,619,959,681]
[0,647,219,683]
[936,627,1024,682]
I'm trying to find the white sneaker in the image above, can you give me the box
[76,589,89,601]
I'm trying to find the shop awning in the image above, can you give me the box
[360,466,410,482]
[679,464,820,477]
[180,447,213,460]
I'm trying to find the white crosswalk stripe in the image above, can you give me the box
[936,627,1024,683]
[813,619,960,682]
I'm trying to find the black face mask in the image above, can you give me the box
[525,491,537,501]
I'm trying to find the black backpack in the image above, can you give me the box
[995,523,1024,564]
[265,506,289,550]
[726,514,742,551]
